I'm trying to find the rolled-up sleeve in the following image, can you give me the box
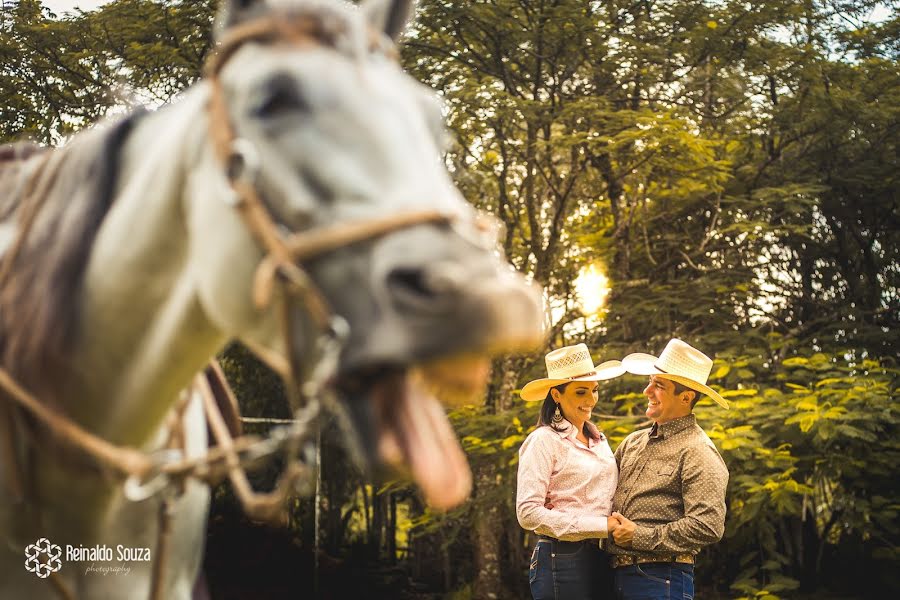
[516,431,609,541]
[631,443,729,553]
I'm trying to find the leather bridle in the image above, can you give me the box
[205,13,456,374]
[0,13,468,600]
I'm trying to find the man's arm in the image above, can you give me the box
[613,444,728,553]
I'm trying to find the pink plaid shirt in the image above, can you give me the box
[516,420,618,541]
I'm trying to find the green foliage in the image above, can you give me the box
[0,0,214,143]
[2,0,897,596]
[402,0,899,596]
[703,353,898,597]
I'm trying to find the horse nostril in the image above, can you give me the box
[386,262,469,311]
[386,263,469,313]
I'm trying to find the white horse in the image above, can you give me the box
[0,0,543,598]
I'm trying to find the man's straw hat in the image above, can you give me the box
[519,344,624,402]
[621,338,729,409]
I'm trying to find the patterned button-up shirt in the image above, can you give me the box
[608,414,728,558]
[516,420,618,541]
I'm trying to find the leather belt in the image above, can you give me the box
[538,535,602,555]
[612,553,694,568]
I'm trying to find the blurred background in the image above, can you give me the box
[2,1,897,597]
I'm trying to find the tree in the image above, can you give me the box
[402,0,899,597]
[2,0,896,597]
[0,0,214,144]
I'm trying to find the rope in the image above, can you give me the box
[240,417,300,425]
[0,12,453,599]
[0,369,152,478]
[0,365,317,502]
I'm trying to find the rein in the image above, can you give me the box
[0,13,454,600]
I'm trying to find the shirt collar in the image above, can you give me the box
[649,413,696,439]
[551,418,575,438]
[552,419,603,446]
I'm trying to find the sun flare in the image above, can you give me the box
[574,264,611,315]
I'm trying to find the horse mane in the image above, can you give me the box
[0,143,48,223]
[0,110,144,402]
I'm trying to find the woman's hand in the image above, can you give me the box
[611,511,635,547]
[607,514,622,535]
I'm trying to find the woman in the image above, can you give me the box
[516,343,624,600]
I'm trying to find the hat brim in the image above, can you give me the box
[621,353,729,409]
[519,360,625,402]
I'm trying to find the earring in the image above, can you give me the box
[552,404,563,424]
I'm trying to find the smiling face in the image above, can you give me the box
[551,381,599,428]
[643,375,693,424]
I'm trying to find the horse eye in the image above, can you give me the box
[255,76,309,117]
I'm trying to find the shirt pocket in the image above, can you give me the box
[654,461,676,477]
[619,454,638,474]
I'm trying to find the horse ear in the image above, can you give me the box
[360,0,417,41]
[214,0,265,37]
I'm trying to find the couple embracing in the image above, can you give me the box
[516,339,730,600]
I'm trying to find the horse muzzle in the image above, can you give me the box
[322,230,545,510]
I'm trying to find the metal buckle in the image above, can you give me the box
[226,138,261,189]
[123,448,184,502]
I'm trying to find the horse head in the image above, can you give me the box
[187,0,544,509]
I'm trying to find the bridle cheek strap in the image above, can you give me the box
[205,15,455,338]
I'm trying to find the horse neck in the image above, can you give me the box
[73,87,227,447]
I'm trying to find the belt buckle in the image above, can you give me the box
[613,554,636,568]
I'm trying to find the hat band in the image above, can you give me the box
[565,370,596,380]
[655,364,705,387]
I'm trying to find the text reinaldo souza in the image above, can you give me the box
[66,544,151,562]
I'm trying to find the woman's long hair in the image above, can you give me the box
[536,383,601,441]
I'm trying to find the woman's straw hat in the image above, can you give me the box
[621,338,729,409]
[519,344,624,402]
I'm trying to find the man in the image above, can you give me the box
[607,338,730,599]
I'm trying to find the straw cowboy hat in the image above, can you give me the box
[520,344,625,402]
[621,338,729,409]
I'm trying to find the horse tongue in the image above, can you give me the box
[375,373,472,510]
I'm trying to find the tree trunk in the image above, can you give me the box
[491,356,521,413]
[371,489,384,560]
[361,483,371,542]
[314,425,322,597]
[387,492,397,564]
[441,530,453,592]
[472,462,508,599]
[592,152,630,281]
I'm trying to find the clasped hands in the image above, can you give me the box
[543,498,635,547]
[607,511,635,547]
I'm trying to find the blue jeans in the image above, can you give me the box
[529,538,612,600]
[614,563,694,600]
